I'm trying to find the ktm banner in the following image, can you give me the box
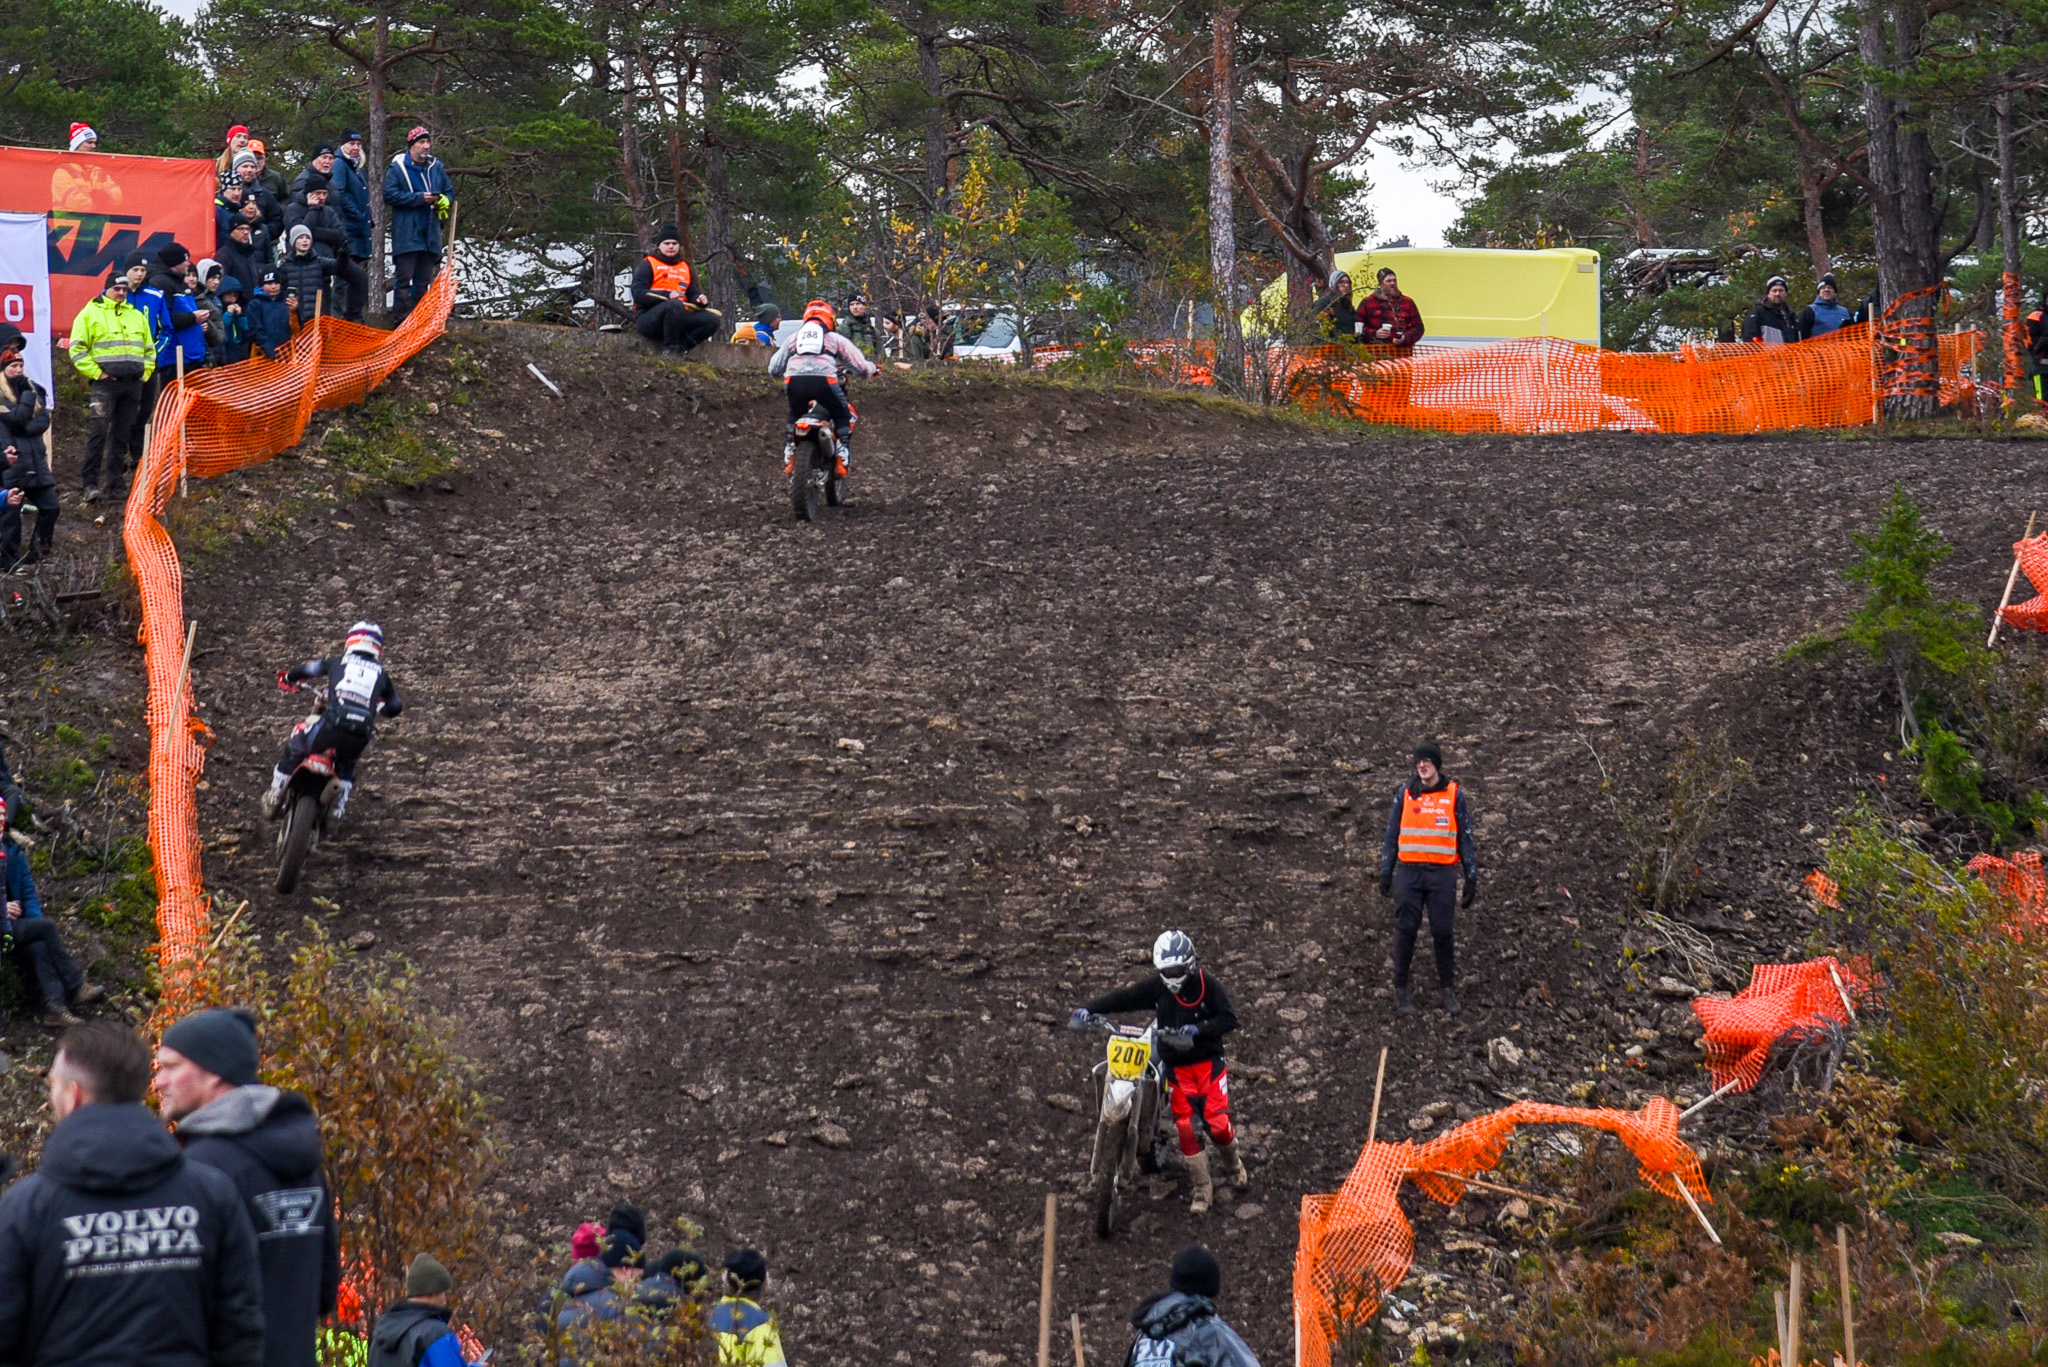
[0,146,216,337]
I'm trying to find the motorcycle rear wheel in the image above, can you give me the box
[275,791,320,894]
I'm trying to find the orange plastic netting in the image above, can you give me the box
[1691,958,1869,1093]
[1966,850,2048,935]
[1994,533,2048,635]
[124,273,456,982]
[1294,1099,1707,1367]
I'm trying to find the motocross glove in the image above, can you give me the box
[1379,872,1394,897]
[276,669,294,692]
[1172,1025,1201,1042]
[1067,1007,1091,1031]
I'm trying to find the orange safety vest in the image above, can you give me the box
[644,255,693,296]
[1397,781,1461,865]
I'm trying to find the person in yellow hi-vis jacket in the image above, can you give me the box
[711,1249,787,1367]
[1377,738,1477,1017]
[68,270,155,504]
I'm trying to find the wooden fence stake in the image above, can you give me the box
[206,900,250,954]
[166,620,198,729]
[1366,1045,1388,1146]
[1837,1224,1856,1367]
[1988,510,2038,647]
[1676,1178,1722,1245]
[1070,1312,1085,1367]
[1037,1193,1056,1367]
[175,351,187,499]
[1786,1255,1802,1367]
[1774,1288,1788,1365]
[1679,1076,1742,1122]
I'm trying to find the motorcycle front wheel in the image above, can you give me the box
[275,791,321,894]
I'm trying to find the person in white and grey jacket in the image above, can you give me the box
[768,299,878,473]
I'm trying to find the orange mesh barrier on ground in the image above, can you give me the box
[1995,533,2048,634]
[1692,957,1869,1092]
[124,273,456,985]
[1294,1099,1707,1367]
[1965,850,2048,934]
[1805,869,1842,909]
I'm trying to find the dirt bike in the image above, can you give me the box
[271,682,368,894]
[787,397,859,522]
[1076,1012,1174,1238]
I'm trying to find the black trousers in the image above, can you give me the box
[82,377,144,495]
[9,918,83,1011]
[1,485,59,564]
[329,254,370,321]
[635,302,720,352]
[785,375,852,439]
[279,717,370,783]
[1392,862,1458,989]
[391,250,441,321]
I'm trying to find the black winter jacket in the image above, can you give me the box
[282,195,350,262]
[276,249,336,327]
[1083,970,1238,1069]
[0,1101,265,1367]
[0,374,53,489]
[148,269,202,337]
[1741,300,1801,345]
[1311,290,1360,342]
[367,1299,451,1367]
[177,1087,340,1367]
[1378,775,1477,885]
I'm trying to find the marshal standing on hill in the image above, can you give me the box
[1069,931,1249,1216]
[1378,739,1476,1016]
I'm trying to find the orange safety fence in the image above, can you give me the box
[1294,1098,1708,1367]
[1691,957,1871,1093]
[124,272,456,990]
[1965,850,2048,935]
[1995,533,2048,635]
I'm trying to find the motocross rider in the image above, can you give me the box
[768,299,878,478]
[262,621,403,824]
[1069,931,1249,1215]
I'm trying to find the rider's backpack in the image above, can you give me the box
[794,320,827,355]
[328,656,384,736]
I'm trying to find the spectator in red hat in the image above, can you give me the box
[381,127,454,321]
[216,124,251,191]
[50,125,121,212]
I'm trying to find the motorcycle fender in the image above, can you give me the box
[1100,1077,1138,1123]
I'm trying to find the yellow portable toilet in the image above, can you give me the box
[1250,246,1602,347]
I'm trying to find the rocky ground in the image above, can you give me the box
[11,326,2045,1363]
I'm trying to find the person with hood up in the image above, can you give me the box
[369,1254,472,1367]
[249,270,295,361]
[0,344,60,571]
[1799,273,1855,340]
[1123,1246,1261,1367]
[156,1006,341,1367]
[382,127,455,321]
[1310,268,1360,342]
[278,226,338,329]
[0,1019,264,1366]
[284,175,366,321]
[1742,275,1801,345]
[216,277,252,365]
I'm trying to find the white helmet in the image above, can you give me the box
[1152,930,1197,990]
[344,621,384,660]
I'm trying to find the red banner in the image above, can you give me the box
[0,145,216,339]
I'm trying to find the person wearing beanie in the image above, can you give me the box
[636,1247,711,1310]
[552,1231,644,1343]
[278,223,338,329]
[284,172,365,321]
[1310,267,1360,342]
[50,125,122,213]
[216,123,252,190]
[249,139,289,208]
[1799,272,1854,340]
[842,294,882,358]
[382,127,454,322]
[605,1201,647,1245]
[1742,274,1800,345]
[331,132,374,263]
[1126,1245,1261,1367]
[0,799,99,1021]
[66,265,152,505]
[1378,739,1477,1015]
[145,243,210,380]
[0,1020,265,1367]
[368,1254,468,1367]
[157,1007,341,1367]
[631,224,719,354]
[248,267,295,361]
[570,1220,606,1263]
[713,1248,788,1367]
[1359,265,1425,351]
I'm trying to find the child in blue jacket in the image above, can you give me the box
[247,270,294,361]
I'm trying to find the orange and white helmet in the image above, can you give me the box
[344,621,384,659]
[801,299,836,332]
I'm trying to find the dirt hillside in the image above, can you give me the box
[161,327,2040,1364]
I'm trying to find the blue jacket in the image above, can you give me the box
[217,279,252,364]
[382,154,453,257]
[330,155,373,258]
[3,838,40,921]
[247,293,294,360]
[1801,297,1855,340]
[130,284,174,366]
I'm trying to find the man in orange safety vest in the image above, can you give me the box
[1377,739,1476,1016]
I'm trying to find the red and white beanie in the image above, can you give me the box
[68,123,97,152]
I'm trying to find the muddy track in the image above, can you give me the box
[173,332,2039,1364]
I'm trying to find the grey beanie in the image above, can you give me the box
[1328,267,1349,289]
[160,1007,260,1086]
[288,224,313,245]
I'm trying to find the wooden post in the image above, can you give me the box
[1988,510,2038,647]
[1366,1045,1388,1146]
[1786,1255,1803,1367]
[1837,1224,1856,1367]
[1774,1288,1788,1364]
[1676,1178,1721,1245]
[1070,1312,1085,1367]
[174,351,187,499]
[165,620,199,728]
[1679,1076,1742,1122]
[1037,1193,1056,1367]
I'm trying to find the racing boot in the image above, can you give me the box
[782,439,795,476]
[260,768,290,820]
[1214,1138,1250,1191]
[329,780,354,824]
[1395,985,1416,1015]
[834,437,852,478]
[1184,1148,1214,1216]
